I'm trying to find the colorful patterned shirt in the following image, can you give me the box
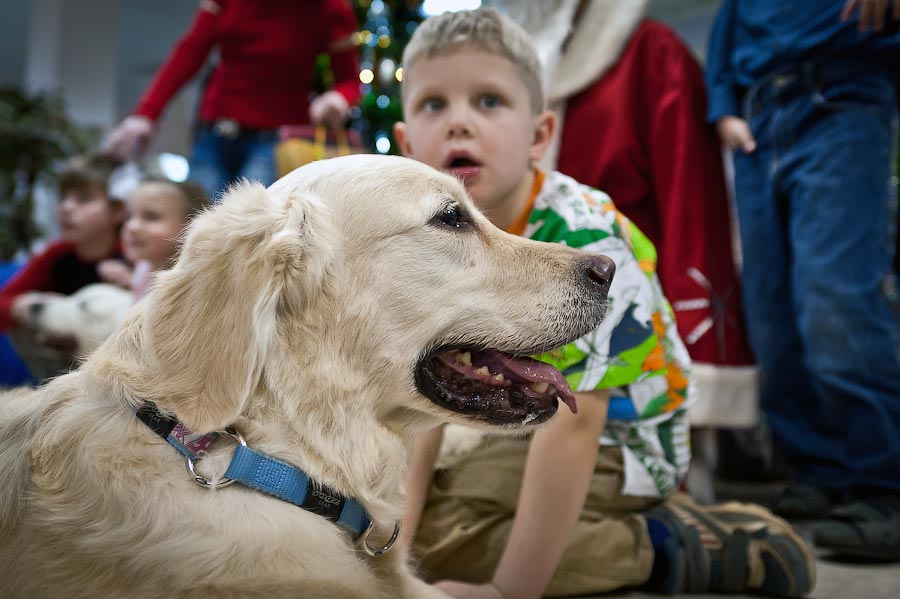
[527,170,695,497]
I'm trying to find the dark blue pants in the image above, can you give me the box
[733,62,900,493]
[189,126,278,201]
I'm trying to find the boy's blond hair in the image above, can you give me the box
[401,8,545,113]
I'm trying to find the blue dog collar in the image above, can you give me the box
[133,404,398,554]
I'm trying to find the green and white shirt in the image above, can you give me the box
[524,169,695,498]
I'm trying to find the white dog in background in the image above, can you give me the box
[29,283,134,354]
[0,155,614,598]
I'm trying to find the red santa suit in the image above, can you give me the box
[542,0,757,426]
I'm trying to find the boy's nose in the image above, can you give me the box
[445,107,473,138]
[446,120,472,138]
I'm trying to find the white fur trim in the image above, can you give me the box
[549,0,647,104]
[689,363,760,428]
[540,0,646,170]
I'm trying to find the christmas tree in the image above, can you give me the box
[313,1,482,154]
[350,0,425,155]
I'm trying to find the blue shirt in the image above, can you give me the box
[705,0,900,122]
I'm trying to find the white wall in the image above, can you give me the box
[24,0,120,127]
[0,0,29,86]
[2,0,199,154]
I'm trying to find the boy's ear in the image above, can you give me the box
[393,121,413,157]
[529,110,557,164]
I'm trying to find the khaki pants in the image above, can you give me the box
[413,436,660,597]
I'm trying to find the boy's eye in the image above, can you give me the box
[479,94,501,109]
[423,98,445,112]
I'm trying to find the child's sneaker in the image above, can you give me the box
[644,493,815,597]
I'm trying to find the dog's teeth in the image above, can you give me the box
[531,382,549,393]
[493,373,505,382]
[475,366,490,376]
[459,352,472,366]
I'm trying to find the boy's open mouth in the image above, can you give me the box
[415,347,577,426]
[444,152,482,183]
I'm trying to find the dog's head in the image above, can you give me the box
[105,155,613,435]
[29,283,134,354]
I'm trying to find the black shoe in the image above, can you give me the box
[772,484,836,519]
[813,495,900,561]
[716,426,790,483]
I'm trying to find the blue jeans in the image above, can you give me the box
[189,126,278,201]
[733,62,900,493]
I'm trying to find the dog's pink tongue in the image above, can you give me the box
[490,351,578,414]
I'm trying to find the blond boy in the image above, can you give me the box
[396,8,814,599]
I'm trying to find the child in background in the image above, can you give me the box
[0,153,128,379]
[395,9,814,599]
[101,179,209,300]
[0,153,127,332]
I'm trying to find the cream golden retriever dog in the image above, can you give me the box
[0,155,614,599]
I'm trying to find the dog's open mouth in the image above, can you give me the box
[415,348,577,426]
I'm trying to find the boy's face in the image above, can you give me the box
[395,46,552,220]
[58,186,124,246]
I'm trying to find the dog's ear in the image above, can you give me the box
[141,181,333,432]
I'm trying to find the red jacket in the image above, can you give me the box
[557,20,754,367]
[134,0,360,130]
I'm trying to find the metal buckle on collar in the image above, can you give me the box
[185,427,247,488]
[359,519,401,557]
[212,118,241,139]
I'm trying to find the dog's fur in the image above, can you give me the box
[0,155,611,598]
[30,283,134,354]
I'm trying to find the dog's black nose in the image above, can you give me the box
[29,302,45,318]
[584,255,616,295]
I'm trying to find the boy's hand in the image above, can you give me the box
[309,90,350,130]
[435,580,505,599]
[103,115,154,161]
[715,116,757,154]
[98,259,134,290]
[841,0,900,31]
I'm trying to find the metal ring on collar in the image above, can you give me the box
[359,519,401,557]
[185,427,247,489]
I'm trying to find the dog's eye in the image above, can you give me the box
[439,207,460,227]
[434,206,467,229]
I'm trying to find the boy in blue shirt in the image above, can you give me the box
[707,0,900,560]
